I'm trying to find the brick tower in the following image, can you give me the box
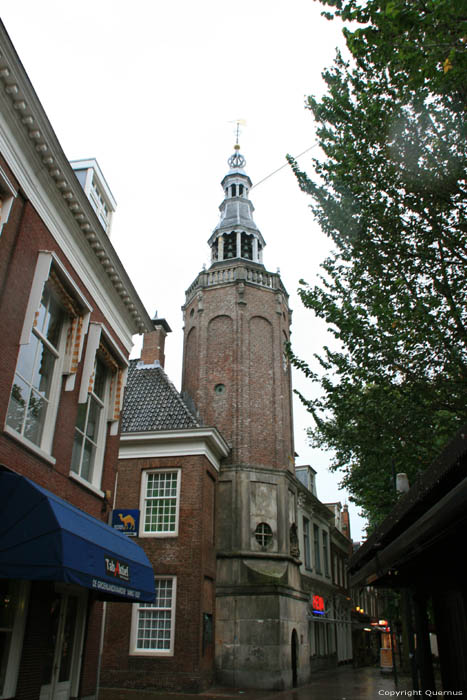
[181,146,308,690]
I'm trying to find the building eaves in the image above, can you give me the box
[0,21,152,336]
[349,423,467,582]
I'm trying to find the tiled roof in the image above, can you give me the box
[121,360,200,433]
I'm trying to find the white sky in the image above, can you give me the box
[2,0,366,540]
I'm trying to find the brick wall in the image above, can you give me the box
[100,454,219,692]
[182,276,294,470]
[0,160,130,699]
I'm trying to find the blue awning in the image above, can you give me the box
[0,470,155,602]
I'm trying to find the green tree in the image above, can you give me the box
[288,0,467,530]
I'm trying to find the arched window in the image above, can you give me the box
[224,232,236,259]
[241,232,253,260]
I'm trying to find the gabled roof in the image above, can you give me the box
[121,360,200,433]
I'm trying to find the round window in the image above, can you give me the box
[214,383,226,394]
[255,522,273,548]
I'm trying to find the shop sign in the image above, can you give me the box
[104,555,130,582]
[312,594,325,614]
[112,509,140,536]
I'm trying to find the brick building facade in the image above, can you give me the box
[0,22,154,700]
[100,323,229,692]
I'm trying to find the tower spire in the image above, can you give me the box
[208,142,266,266]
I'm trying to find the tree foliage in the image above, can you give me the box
[288,0,467,530]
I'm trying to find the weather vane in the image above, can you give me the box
[228,119,247,167]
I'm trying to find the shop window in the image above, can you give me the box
[130,577,176,655]
[140,470,181,537]
[0,580,29,698]
[5,252,90,459]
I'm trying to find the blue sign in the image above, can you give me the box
[112,509,140,537]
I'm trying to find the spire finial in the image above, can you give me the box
[228,119,246,167]
[227,119,246,168]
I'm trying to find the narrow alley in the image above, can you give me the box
[99,666,414,700]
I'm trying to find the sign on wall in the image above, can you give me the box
[112,509,140,537]
[312,594,325,614]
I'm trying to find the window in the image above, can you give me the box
[313,524,321,573]
[0,165,17,237]
[5,252,91,458]
[141,470,181,536]
[303,517,311,570]
[6,285,66,452]
[71,322,128,490]
[71,356,108,483]
[254,522,273,549]
[323,531,330,576]
[131,578,176,655]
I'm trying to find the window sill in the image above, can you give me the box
[129,649,174,657]
[4,425,57,465]
[69,471,105,498]
[138,531,179,538]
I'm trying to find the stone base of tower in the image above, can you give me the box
[215,560,309,690]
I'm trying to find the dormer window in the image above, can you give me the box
[70,159,116,236]
[89,177,110,231]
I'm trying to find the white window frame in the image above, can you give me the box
[139,469,181,538]
[71,322,128,492]
[5,299,67,458]
[5,251,92,461]
[0,581,30,699]
[130,577,177,656]
[70,354,110,491]
[0,165,17,237]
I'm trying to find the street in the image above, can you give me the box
[99,665,413,700]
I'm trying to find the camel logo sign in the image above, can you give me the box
[104,556,130,582]
[112,509,139,536]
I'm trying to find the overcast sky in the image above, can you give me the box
[2,1,366,539]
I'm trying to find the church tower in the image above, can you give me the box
[181,146,308,690]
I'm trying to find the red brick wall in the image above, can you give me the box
[0,163,129,699]
[0,195,125,516]
[182,277,294,470]
[100,454,219,692]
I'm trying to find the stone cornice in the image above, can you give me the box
[118,427,231,471]
[184,260,290,308]
[0,24,153,344]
